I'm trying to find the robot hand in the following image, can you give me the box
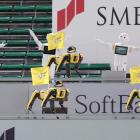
[0,41,7,48]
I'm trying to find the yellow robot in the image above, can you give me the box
[126,89,140,110]
[27,81,70,113]
[47,46,83,78]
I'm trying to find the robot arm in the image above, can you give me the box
[0,41,7,48]
[126,89,140,110]
[127,45,140,53]
[26,90,40,111]
[28,29,44,50]
[96,38,113,47]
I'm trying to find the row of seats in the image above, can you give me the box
[0,5,52,12]
[0,51,43,58]
[0,63,110,79]
[0,16,52,23]
[0,0,52,6]
[0,28,51,35]
[0,40,46,47]
[0,64,41,70]
[0,63,111,70]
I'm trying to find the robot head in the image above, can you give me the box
[67,46,76,53]
[118,33,130,43]
[54,81,63,87]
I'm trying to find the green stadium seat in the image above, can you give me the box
[61,64,75,70]
[33,17,52,23]
[0,28,8,35]
[29,40,46,47]
[13,5,35,12]
[36,5,52,12]
[86,74,101,78]
[24,64,42,69]
[0,6,12,12]
[0,52,4,57]
[33,28,52,34]
[0,17,10,23]
[11,17,32,23]
[89,63,111,70]
[4,51,26,58]
[26,51,43,58]
[9,28,28,35]
[7,40,28,46]
[79,63,89,70]
[1,64,24,70]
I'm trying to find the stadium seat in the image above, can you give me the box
[0,6,12,12]
[7,40,28,46]
[1,64,24,70]
[33,17,52,23]
[0,28,8,35]
[9,28,28,35]
[29,40,46,47]
[0,17,10,23]
[0,52,4,57]
[24,64,42,69]
[36,5,52,12]
[11,17,33,23]
[26,51,43,58]
[4,51,26,58]
[89,63,111,70]
[33,28,52,34]
[86,74,101,78]
[79,63,89,70]
[13,5,35,12]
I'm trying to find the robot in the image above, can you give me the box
[29,29,63,82]
[27,81,70,113]
[126,89,140,110]
[97,33,140,71]
[47,46,83,78]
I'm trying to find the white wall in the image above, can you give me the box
[0,120,140,140]
[53,0,140,71]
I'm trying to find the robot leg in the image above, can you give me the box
[59,100,64,108]
[66,63,71,78]
[41,93,52,112]
[74,55,83,77]
[26,90,40,111]
[56,55,69,72]
[50,100,55,113]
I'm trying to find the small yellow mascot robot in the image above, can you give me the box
[27,81,69,113]
[126,89,140,110]
[47,46,83,78]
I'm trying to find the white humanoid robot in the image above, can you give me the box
[29,29,62,83]
[97,33,140,71]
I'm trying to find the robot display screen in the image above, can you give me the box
[115,46,128,55]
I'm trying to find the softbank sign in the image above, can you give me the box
[66,83,140,117]
[53,0,140,70]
